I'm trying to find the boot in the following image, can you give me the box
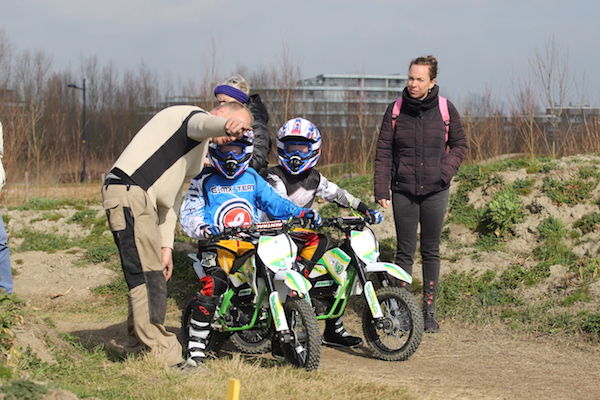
[322,317,362,347]
[423,280,439,333]
[184,294,219,366]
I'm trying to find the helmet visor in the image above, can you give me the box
[283,141,312,156]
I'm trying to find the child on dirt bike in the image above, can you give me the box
[263,117,383,348]
[179,129,321,367]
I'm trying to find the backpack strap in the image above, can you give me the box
[438,96,450,147]
[391,97,402,130]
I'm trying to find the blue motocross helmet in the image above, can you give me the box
[276,118,321,175]
[209,130,254,179]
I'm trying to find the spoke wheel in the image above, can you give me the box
[362,286,423,361]
[281,297,320,371]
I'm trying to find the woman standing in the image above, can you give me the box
[374,56,467,332]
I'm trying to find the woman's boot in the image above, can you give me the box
[423,280,439,333]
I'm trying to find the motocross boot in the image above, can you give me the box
[323,317,363,347]
[184,294,219,367]
[423,280,440,333]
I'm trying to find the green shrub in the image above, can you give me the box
[68,209,99,227]
[511,178,535,195]
[579,312,600,337]
[480,190,525,236]
[573,212,600,234]
[542,177,596,205]
[15,229,74,253]
[537,217,566,242]
[577,165,600,180]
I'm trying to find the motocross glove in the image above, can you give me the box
[296,209,322,228]
[197,224,221,239]
[364,208,383,225]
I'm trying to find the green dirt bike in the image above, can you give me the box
[232,216,424,361]
[181,219,320,371]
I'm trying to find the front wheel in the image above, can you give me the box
[281,297,320,371]
[230,328,272,354]
[362,286,423,361]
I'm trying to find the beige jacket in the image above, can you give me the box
[110,105,231,248]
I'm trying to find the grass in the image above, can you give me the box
[541,177,597,205]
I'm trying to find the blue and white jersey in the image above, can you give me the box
[180,167,305,240]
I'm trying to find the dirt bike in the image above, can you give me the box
[181,219,320,371]
[232,216,424,362]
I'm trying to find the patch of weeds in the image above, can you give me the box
[1,295,25,351]
[474,233,504,252]
[577,165,600,180]
[542,177,596,205]
[573,212,600,234]
[486,157,533,172]
[335,175,376,207]
[525,158,557,174]
[499,263,551,288]
[30,212,64,223]
[0,379,48,400]
[318,202,342,218]
[84,243,117,264]
[569,257,600,281]
[578,311,600,338]
[92,278,128,298]
[438,269,520,322]
[9,197,86,211]
[67,209,98,227]
[562,286,593,306]
[537,217,565,242]
[511,178,535,195]
[543,312,577,334]
[534,243,578,266]
[2,214,8,225]
[15,229,74,253]
[480,189,525,237]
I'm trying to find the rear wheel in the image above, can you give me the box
[362,286,423,361]
[281,297,320,371]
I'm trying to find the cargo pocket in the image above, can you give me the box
[103,198,126,232]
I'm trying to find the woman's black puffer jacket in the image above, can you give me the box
[374,85,467,199]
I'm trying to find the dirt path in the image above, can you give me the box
[320,322,600,400]
[11,247,600,400]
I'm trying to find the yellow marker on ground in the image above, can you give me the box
[226,378,240,400]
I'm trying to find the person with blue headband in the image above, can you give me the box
[214,75,272,174]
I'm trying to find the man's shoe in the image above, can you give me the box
[322,332,363,348]
[424,311,440,333]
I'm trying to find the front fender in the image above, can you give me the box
[364,262,412,283]
[274,270,312,295]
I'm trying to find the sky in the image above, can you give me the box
[1,0,599,107]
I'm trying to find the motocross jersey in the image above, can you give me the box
[180,167,305,240]
[263,166,364,210]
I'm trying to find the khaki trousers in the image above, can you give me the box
[102,183,182,366]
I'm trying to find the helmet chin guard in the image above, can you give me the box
[209,130,255,179]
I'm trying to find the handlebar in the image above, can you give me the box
[207,218,306,241]
[320,216,367,230]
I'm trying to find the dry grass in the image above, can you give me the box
[0,182,102,207]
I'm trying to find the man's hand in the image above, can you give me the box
[377,199,391,208]
[224,118,252,139]
[161,247,174,281]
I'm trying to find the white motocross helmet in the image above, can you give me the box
[276,118,321,175]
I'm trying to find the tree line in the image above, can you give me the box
[0,32,598,184]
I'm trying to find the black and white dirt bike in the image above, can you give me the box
[181,219,320,371]
[232,216,424,362]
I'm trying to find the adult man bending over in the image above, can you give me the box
[102,102,252,367]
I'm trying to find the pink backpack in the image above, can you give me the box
[391,96,451,152]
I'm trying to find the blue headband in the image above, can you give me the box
[214,85,249,104]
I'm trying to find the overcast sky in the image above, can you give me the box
[1,0,599,106]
